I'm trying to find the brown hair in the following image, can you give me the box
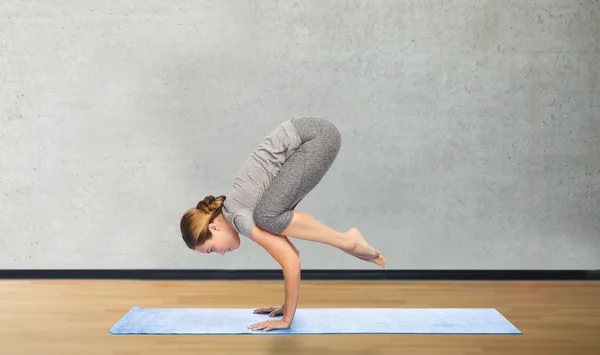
[180,195,226,249]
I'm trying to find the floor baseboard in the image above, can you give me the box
[1,269,599,280]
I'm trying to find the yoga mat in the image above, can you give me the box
[109,307,521,335]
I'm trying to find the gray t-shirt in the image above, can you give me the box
[222,119,302,238]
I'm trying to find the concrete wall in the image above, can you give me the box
[1,0,598,269]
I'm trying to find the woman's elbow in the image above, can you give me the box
[282,257,301,271]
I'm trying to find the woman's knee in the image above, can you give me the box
[253,206,293,235]
[253,206,278,234]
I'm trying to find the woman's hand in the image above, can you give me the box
[253,305,284,317]
[248,318,291,332]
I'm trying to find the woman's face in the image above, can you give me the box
[195,214,240,255]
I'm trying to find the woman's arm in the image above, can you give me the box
[283,236,300,257]
[250,225,301,325]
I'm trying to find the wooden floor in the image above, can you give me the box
[0,280,598,355]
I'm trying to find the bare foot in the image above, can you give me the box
[358,254,387,268]
[343,228,381,261]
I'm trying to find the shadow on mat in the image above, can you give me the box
[265,335,383,355]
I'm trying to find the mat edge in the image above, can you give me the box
[109,306,141,334]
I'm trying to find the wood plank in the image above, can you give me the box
[1,280,598,354]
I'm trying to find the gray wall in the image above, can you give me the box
[1,0,598,270]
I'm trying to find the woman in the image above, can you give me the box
[180,117,386,332]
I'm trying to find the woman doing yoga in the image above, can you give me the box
[180,117,386,332]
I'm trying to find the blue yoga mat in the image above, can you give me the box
[109,307,521,335]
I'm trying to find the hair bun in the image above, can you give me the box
[197,195,226,213]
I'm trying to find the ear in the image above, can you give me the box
[208,222,219,232]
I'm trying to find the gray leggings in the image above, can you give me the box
[252,117,342,235]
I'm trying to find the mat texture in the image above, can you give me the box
[109,307,521,335]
